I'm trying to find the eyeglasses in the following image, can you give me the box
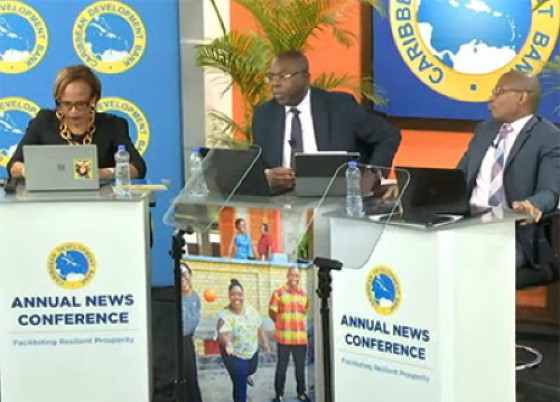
[264,71,307,83]
[56,100,91,111]
[491,87,532,97]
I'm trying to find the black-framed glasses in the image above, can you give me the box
[56,100,91,111]
[491,87,532,97]
[264,71,307,83]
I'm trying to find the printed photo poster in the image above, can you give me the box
[179,206,317,401]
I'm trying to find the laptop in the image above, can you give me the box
[294,152,360,197]
[23,145,100,192]
[200,147,288,197]
[382,167,490,226]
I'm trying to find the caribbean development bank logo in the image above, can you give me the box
[0,1,48,73]
[366,265,402,315]
[0,97,39,168]
[73,0,147,74]
[97,97,150,155]
[47,242,97,290]
[390,0,560,102]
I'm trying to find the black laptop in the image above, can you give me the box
[200,147,288,197]
[390,167,490,226]
[294,152,360,197]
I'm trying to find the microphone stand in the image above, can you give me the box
[313,257,343,402]
[169,228,192,402]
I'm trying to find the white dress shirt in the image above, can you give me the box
[282,89,318,168]
[470,114,533,207]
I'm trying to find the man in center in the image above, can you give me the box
[252,50,401,189]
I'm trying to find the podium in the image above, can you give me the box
[0,185,152,402]
[325,210,520,402]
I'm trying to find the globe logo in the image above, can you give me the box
[47,242,97,290]
[389,0,560,102]
[73,1,147,74]
[0,1,48,73]
[366,265,402,315]
[96,97,150,155]
[0,97,40,172]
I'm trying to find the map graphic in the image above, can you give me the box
[0,15,34,62]
[85,15,133,62]
[417,0,531,74]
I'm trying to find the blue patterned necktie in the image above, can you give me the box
[488,123,513,207]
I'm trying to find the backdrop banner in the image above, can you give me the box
[0,0,184,285]
[373,0,560,122]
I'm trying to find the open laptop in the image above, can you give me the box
[23,145,100,191]
[200,147,288,197]
[378,167,490,226]
[294,152,360,197]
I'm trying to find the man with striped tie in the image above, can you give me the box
[458,70,560,271]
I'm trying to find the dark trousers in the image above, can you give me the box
[274,343,307,396]
[221,350,259,402]
[183,335,203,402]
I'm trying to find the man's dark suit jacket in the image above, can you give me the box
[457,115,560,269]
[251,87,401,169]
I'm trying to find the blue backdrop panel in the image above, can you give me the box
[373,0,560,122]
[0,0,183,286]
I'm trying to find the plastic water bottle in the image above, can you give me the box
[346,161,364,217]
[187,147,208,197]
[114,144,131,197]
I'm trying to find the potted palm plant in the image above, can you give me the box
[196,0,384,145]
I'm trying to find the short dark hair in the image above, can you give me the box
[180,262,192,277]
[229,278,243,291]
[275,50,309,72]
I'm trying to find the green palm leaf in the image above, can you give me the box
[199,0,387,143]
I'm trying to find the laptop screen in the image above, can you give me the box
[395,167,471,218]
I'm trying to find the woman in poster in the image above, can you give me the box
[217,279,270,402]
[228,218,258,260]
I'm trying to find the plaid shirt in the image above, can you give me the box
[269,285,308,345]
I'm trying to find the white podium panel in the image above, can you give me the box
[328,216,517,402]
[0,196,151,402]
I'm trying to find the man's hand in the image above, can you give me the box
[265,167,295,189]
[512,199,542,224]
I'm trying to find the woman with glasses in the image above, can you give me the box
[8,65,146,179]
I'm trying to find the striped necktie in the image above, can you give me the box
[289,107,302,167]
[488,123,513,207]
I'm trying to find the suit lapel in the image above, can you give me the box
[467,121,500,188]
[310,88,329,150]
[504,115,538,171]
[269,101,286,167]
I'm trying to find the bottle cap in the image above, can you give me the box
[118,145,126,151]
[193,147,201,153]
[348,161,357,168]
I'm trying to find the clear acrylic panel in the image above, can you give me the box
[163,144,265,233]
[307,163,411,269]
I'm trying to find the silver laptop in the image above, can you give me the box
[23,145,100,191]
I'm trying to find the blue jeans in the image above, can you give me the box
[221,350,259,402]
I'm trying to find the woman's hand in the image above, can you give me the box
[225,343,234,356]
[262,343,271,354]
[99,168,115,180]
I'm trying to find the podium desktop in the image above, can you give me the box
[0,184,153,402]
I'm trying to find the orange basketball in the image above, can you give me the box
[203,288,217,303]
